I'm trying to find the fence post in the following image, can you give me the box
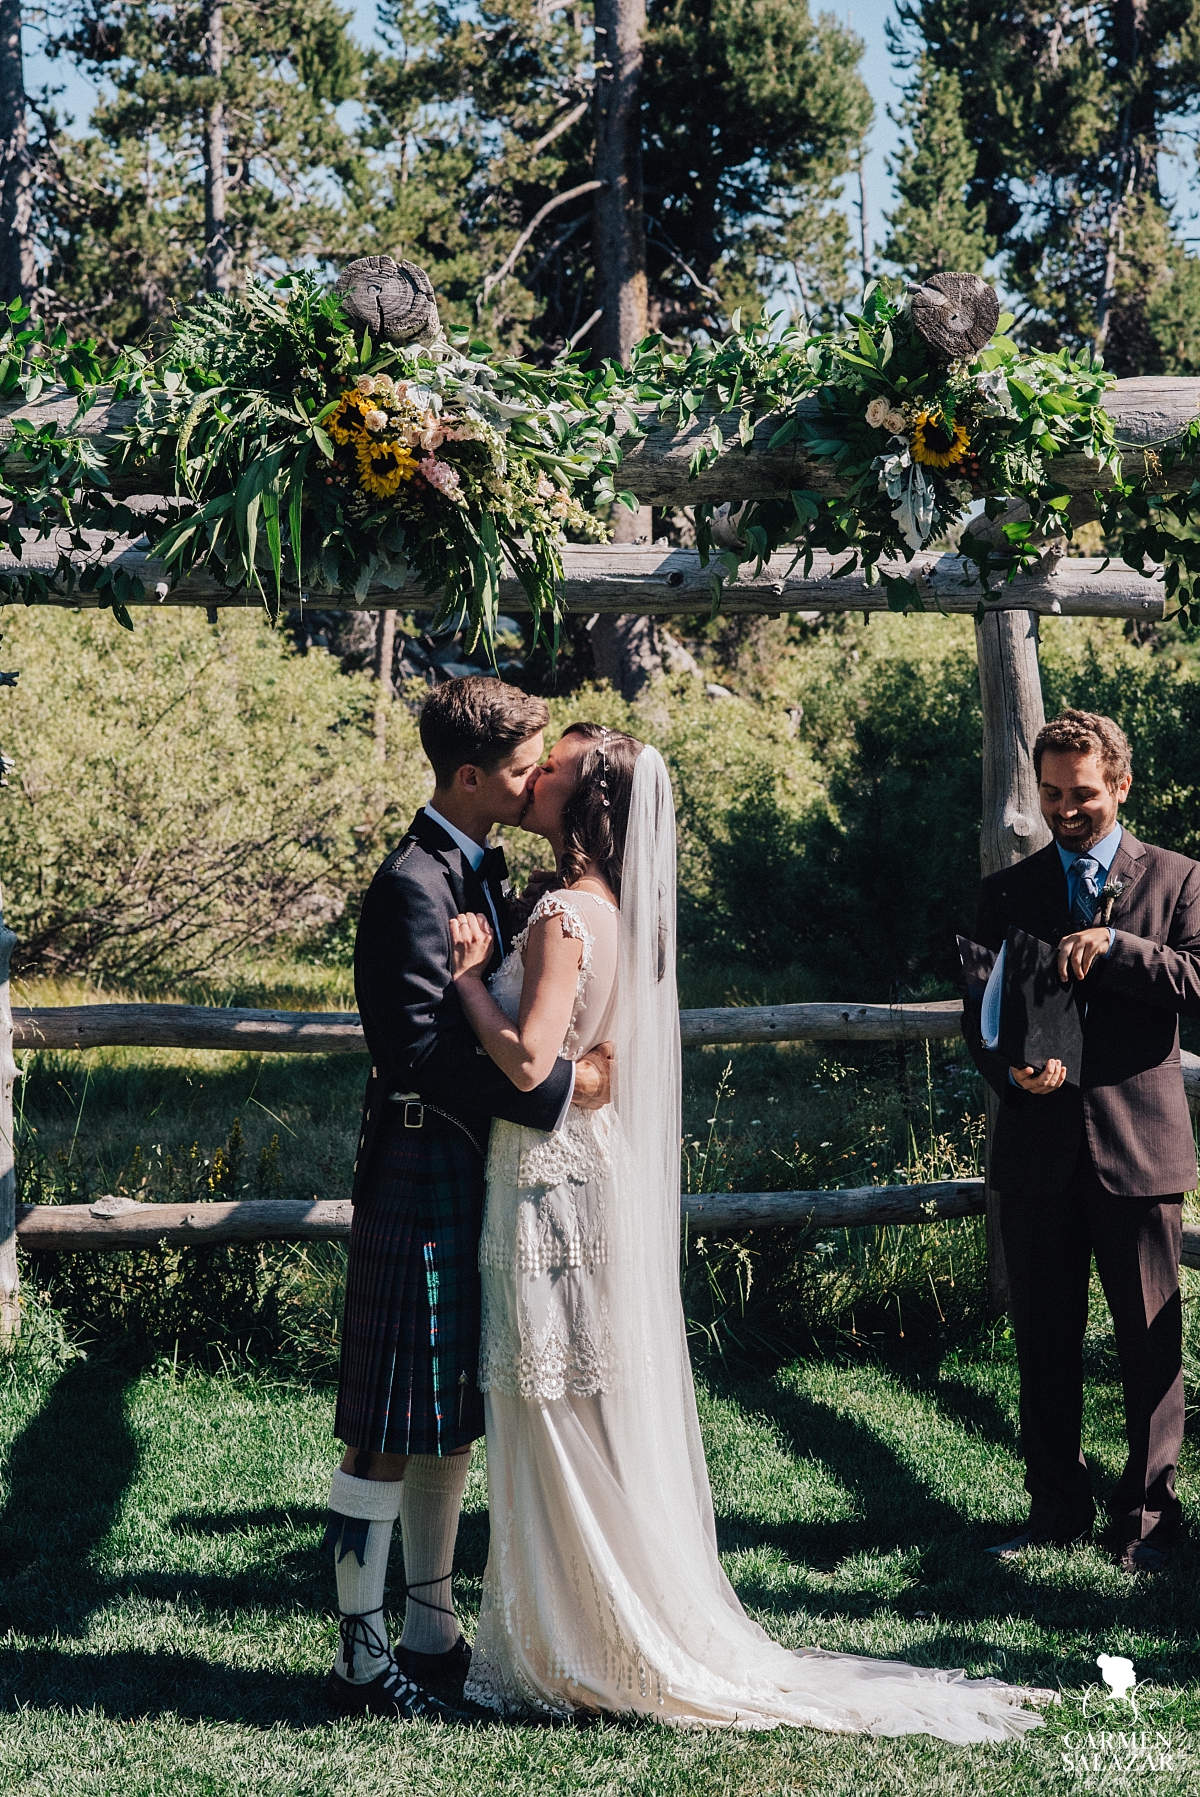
[0,884,17,1339]
[974,606,1052,1318]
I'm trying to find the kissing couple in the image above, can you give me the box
[320,676,1047,1741]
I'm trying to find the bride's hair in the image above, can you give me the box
[557,723,643,902]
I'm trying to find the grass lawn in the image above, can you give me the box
[1,1321,1197,1797]
[5,1001,1199,1792]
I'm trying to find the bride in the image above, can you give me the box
[446,724,1048,1740]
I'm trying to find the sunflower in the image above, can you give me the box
[910,409,970,468]
[328,389,372,446]
[355,437,418,497]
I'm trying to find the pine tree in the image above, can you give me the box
[882,59,992,280]
[892,0,1200,375]
[45,2,363,342]
[363,0,872,351]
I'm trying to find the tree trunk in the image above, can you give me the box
[373,607,396,761]
[974,606,1052,1318]
[0,885,17,1340]
[592,0,659,695]
[0,0,35,306]
[202,1,232,294]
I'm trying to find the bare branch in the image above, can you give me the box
[530,98,589,157]
[480,179,603,307]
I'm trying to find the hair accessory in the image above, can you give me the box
[599,728,610,807]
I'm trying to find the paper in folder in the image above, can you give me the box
[957,927,1083,1086]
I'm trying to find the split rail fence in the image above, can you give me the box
[5,999,1199,1280]
[4,360,1200,1333]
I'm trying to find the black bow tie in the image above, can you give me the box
[478,846,509,890]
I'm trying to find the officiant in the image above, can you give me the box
[964,709,1200,1573]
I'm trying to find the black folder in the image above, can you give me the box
[957,927,1084,1086]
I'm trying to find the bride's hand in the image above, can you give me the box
[450,912,494,982]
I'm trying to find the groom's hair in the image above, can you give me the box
[1034,710,1131,790]
[420,676,549,787]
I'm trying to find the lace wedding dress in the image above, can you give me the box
[465,750,1048,1742]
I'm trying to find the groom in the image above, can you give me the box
[323,676,613,1719]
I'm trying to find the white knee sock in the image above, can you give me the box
[325,1468,404,1684]
[399,1451,471,1655]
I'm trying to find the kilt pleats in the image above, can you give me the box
[335,1111,486,1456]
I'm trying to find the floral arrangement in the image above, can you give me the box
[0,268,1198,636]
[0,277,617,646]
[620,278,1123,613]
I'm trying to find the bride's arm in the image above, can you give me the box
[449,912,582,1092]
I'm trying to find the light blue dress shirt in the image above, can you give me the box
[1058,821,1122,949]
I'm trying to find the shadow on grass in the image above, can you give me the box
[0,1357,140,1638]
[170,1505,327,1538]
[0,1645,416,1728]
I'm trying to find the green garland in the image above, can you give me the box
[0,274,1195,640]
[0,278,620,646]
[620,280,1124,613]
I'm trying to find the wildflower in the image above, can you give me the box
[418,455,461,496]
[355,438,418,496]
[910,409,970,468]
[363,408,389,432]
[536,473,556,499]
[884,409,907,435]
[865,397,890,428]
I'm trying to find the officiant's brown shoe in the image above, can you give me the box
[1119,1539,1170,1576]
[394,1634,472,1704]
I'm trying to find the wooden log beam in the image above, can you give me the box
[616,377,1200,507]
[11,1003,365,1054]
[11,997,966,1053]
[14,1186,1200,1264]
[2,378,1199,508]
[0,537,1168,620]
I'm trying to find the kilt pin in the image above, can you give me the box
[334,808,573,1460]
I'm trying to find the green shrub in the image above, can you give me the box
[0,606,428,987]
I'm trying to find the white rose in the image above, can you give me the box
[865,397,890,428]
[355,375,376,395]
[884,409,907,435]
[363,408,389,432]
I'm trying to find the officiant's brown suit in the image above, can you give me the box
[965,830,1200,1551]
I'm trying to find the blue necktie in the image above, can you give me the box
[1070,855,1102,926]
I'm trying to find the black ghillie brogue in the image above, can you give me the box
[325,1608,470,1723]
[394,1633,472,1704]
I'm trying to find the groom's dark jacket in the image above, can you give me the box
[351,808,572,1201]
[963,830,1200,1197]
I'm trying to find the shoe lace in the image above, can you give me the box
[337,1605,390,1682]
[404,1570,456,1620]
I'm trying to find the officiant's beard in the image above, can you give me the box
[1047,812,1116,853]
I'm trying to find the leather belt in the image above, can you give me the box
[386,1090,484,1157]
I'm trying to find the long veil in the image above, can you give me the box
[590,745,1049,1739]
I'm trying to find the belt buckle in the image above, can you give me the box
[403,1100,424,1130]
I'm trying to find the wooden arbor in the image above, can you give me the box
[0,362,1198,1329]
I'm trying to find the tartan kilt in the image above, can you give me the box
[334,1107,487,1456]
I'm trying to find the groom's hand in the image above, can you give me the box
[573,1042,614,1110]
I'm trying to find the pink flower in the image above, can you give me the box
[419,455,461,495]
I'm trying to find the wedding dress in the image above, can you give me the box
[464,748,1048,1741]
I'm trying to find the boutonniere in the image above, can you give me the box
[1095,879,1127,927]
